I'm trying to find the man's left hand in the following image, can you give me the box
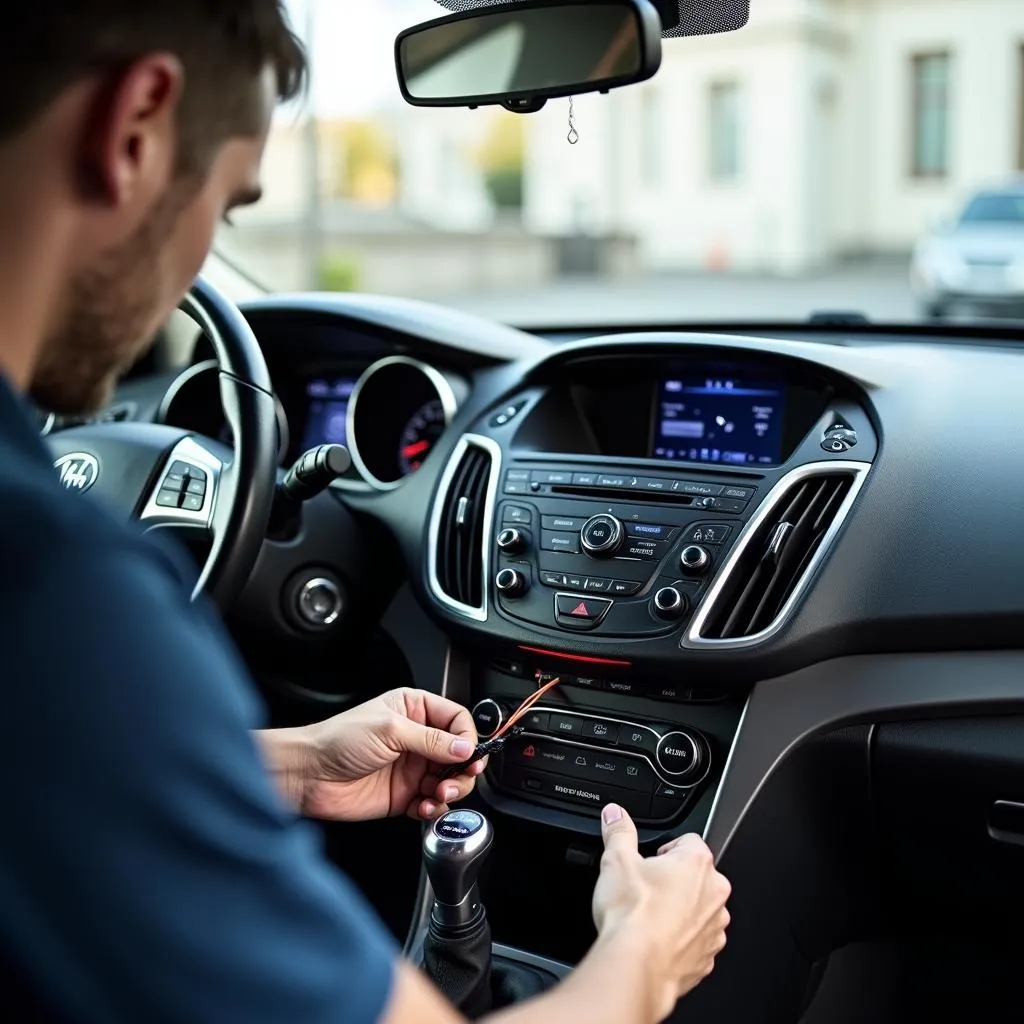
[259,688,486,822]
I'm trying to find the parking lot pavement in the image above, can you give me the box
[443,264,920,328]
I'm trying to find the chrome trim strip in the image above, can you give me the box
[492,943,572,979]
[346,354,459,491]
[701,689,751,859]
[682,460,871,650]
[427,433,501,623]
[138,436,221,527]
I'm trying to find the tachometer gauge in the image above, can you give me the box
[398,398,447,475]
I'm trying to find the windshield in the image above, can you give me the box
[214,0,1024,328]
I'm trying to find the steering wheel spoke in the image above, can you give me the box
[139,436,224,531]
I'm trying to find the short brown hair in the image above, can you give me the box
[1,2,307,173]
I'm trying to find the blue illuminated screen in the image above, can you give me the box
[301,378,358,450]
[652,376,786,466]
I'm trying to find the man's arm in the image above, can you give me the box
[0,539,396,1022]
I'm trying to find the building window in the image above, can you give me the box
[640,89,662,187]
[910,52,951,178]
[1018,44,1024,172]
[709,82,741,182]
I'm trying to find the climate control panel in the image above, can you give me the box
[492,463,761,638]
[477,697,711,824]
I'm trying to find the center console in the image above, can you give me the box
[424,348,877,841]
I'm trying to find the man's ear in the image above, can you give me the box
[83,53,185,207]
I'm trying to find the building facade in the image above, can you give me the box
[523,0,1024,273]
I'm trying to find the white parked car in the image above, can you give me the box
[911,184,1024,319]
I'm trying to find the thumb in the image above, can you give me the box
[600,803,638,857]
[392,717,475,764]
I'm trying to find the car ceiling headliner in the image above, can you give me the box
[431,0,750,38]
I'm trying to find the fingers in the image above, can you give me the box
[429,769,481,807]
[392,715,476,765]
[600,803,639,860]
[408,690,479,749]
[657,832,713,864]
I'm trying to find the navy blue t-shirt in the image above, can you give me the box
[0,376,396,1022]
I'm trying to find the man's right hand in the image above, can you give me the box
[591,803,731,1021]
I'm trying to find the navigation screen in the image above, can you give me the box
[652,375,786,466]
[301,377,358,451]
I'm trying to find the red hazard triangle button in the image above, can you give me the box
[555,592,612,628]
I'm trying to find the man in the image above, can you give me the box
[0,4,731,1022]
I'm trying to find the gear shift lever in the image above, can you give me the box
[423,809,494,926]
[422,809,495,1017]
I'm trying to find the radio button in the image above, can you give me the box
[502,504,532,525]
[584,577,613,593]
[625,522,672,540]
[622,540,668,561]
[581,514,623,556]
[582,720,620,744]
[565,575,586,590]
[572,472,598,486]
[604,679,644,697]
[522,709,549,731]
[596,475,628,489]
[723,486,754,500]
[532,470,572,485]
[542,514,585,531]
[540,571,566,588]
[541,530,581,554]
[684,523,731,545]
[610,580,643,596]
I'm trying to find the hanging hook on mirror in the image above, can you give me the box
[567,96,579,144]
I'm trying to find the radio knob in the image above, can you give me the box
[580,514,623,557]
[495,567,526,597]
[653,586,688,620]
[496,527,525,554]
[656,730,703,780]
[471,699,506,740]
[679,544,712,575]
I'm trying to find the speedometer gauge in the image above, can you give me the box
[399,398,447,475]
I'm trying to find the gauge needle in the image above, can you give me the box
[402,440,431,459]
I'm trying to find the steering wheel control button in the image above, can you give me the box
[471,700,505,740]
[541,530,580,554]
[554,593,613,630]
[581,720,620,744]
[495,568,526,598]
[496,527,525,554]
[685,523,731,545]
[434,809,485,841]
[296,576,344,629]
[580,514,623,556]
[156,489,182,508]
[679,545,712,575]
[656,731,702,779]
[653,586,688,620]
[181,493,205,512]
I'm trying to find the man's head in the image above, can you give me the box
[0,3,306,414]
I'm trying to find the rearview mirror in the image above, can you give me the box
[395,0,663,112]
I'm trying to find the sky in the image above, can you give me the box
[284,0,446,118]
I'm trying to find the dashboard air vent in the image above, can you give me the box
[697,467,865,643]
[433,437,497,617]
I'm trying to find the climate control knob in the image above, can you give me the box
[679,544,712,575]
[496,527,525,554]
[495,567,526,597]
[471,699,506,739]
[652,586,688,620]
[656,730,703,780]
[580,514,623,557]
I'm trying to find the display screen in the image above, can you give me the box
[652,375,786,466]
[301,377,358,451]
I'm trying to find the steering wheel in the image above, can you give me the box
[46,275,279,607]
